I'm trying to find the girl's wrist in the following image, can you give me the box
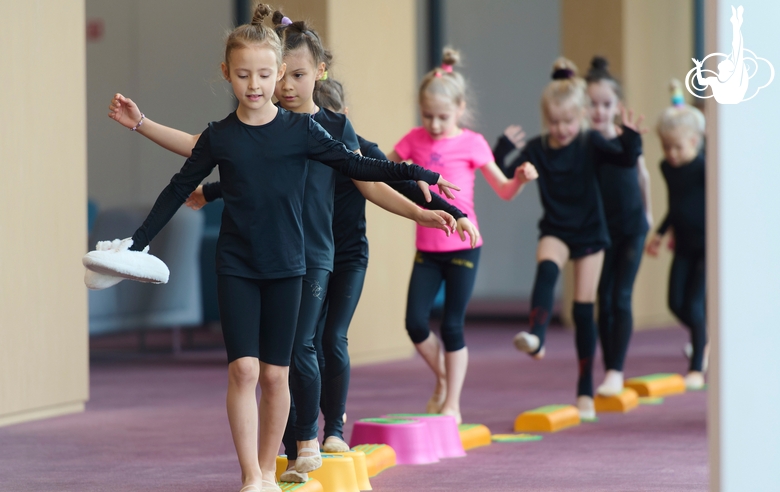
[130,113,146,132]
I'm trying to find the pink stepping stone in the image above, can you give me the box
[384,414,466,459]
[349,418,439,465]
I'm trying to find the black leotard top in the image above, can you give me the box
[597,137,649,237]
[129,109,439,279]
[656,152,705,254]
[332,135,467,271]
[494,127,641,246]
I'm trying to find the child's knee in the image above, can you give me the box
[228,357,260,386]
[440,327,465,352]
[405,318,430,344]
[258,363,289,392]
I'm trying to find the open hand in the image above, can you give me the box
[109,93,143,129]
[456,217,480,249]
[503,124,527,149]
[185,185,207,210]
[514,162,538,184]
[419,176,461,202]
[416,209,455,236]
[621,107,647,134]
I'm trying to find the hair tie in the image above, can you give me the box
[670,82,685,107]
[441,63,453,73]
[321,70,328,81]
[551,68,574,80]
[281,16,292,26]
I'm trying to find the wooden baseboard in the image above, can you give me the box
[0,401,85,428]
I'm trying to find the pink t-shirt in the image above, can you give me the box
[394,127,493,252]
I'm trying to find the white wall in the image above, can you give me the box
[707,0,780,490]
[86,0,234,210]
[443,0,560,301]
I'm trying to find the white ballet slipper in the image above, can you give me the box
[322,436,350,453]
[280,466,308,483]
[597,370,624,397]
[577,395,596,421]
[83,238,169,284]
[513,332,545,359]
[261,479,282,492]
[685,371,705,390]
[84,268,124,290]
[294,444,322,473]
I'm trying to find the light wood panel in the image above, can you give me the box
[0,1,89,426]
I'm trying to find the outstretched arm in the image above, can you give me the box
[480,161,537,200]
[109,93,200,158]
[354,181,455,236]
[636,155,653,229]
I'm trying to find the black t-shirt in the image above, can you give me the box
[495,128,641,246]
[656,153,705,254]
[130,109,439,279]
[597,136,649,237]
[332,135,468,270]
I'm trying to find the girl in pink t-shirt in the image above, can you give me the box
[387,48,538,423]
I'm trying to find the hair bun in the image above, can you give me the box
[251,3,272,26]
[271,10,285,26]
[669,78,685,106]
[590,56,609,71]
[441,47,461,67]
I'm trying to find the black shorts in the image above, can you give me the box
[217,274,303,365]
[541,234,609,260]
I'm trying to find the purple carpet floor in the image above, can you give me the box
[0,323,708,491]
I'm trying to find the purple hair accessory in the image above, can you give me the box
[551,68,574,80]
[281,16,292,26]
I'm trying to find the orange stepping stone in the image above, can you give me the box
[458,424,492,450]
[277,455,360,492]
[514,404,581,433]
[278,478,324,492]
[327,450,372,491]
[625,373,686,397]
[350,444,396,477]
[594,388,640,413]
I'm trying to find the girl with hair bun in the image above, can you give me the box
[585,56,653,397]
[387,47,538,424]
[103,3,460,490]
[646,80,707,391]
[494,57,644,420]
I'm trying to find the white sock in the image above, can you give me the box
[513,332,540,354]
[597,370,624,397]
[685,371,705,390]
[577,395,596,420]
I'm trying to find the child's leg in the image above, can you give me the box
[288,269,330,472]
[256,276,303,485]
[683,252,707,373]
[607,233,646,372]
[597,243,618,370]
[218,275,265,488]
[439,248,481,423]
[320,268,367,444]
[572,250,605,411]
[405,251,446,411]
[515,236,568,357]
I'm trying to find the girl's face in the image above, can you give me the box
[276,47,325,113]
[545,100,583,148]
[222,44,283,113]
[420,93,463,140]
[587,80,620,133]
[660,128,700,166]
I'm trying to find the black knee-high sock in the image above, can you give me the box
[573,302,597,397]
[529,261,560,350]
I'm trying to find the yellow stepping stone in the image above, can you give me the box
[350,444,396,478]
[625,373,686,397]
[514,404,580,433]
[594,388,639,413]
[327,450,372,491]
[277,455,360,492]
[458,424,492,450]
[278,478,324,492]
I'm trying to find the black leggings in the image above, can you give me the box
[315,268,367,441]
[597,232,646,372]
[282,268,330,458]
[217,274,303,366]
[405,248,481,352]
[668,251,707,372]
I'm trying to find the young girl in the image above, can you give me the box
[585,56,652,396]
[494,58,643,419]
[107,10,461,486]
[102,5,458,491]
[387,48,538,425]
[646,81,707,391]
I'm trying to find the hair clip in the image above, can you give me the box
[321,70,328,81]
[441,63,453,73]
[551,68,574,80]
[281,16,292,26]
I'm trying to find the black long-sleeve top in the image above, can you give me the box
[331,135,467,270]
[129,109,439,280]
[656,152,705,254]
[494,127,641,246]
[597,137,649,237]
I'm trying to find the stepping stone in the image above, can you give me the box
[514,404,581,432]
[385,414,466,458]
[625,373,686,397]
[594,388,640,413]
[458,424,492,450]
[351,444,397,477]
[350,418,439,465]
[326,450,372,491]
[278,480,324,492]
[277,455,360,492]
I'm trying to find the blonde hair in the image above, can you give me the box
[541,57,589,130]
[224,3,283,70]
[418,47,473,126]
[657,79,705,146]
